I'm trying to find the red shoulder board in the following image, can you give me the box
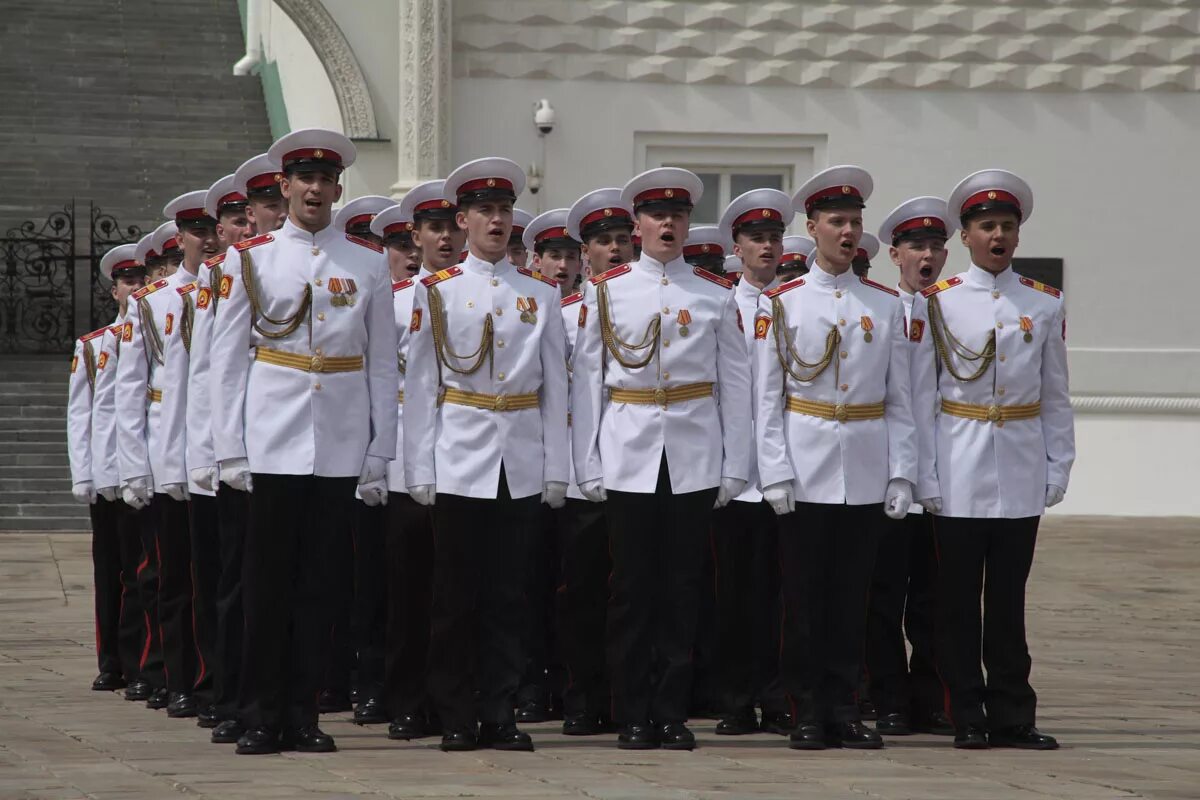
[177,281,198,295]
[109,324,122,336]
[765,278,805,299]
[1019,276,1062,298]
[561,291,583,307]
[80,326,108,343]
[203,253,225,268]
[421,266,462,287]
[392,278,414,293]
[589,263,630,285]
[860,276,899,297]
[132,278,169,300]
[518,267,559,287]
[234,233,273,251]
[920,276,962,298]
[347,233,384,253]
[694,267,733,289]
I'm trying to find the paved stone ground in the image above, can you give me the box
[0,516,1197,799]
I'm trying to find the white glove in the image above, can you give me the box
[578,479,607,503]
[1045,484,1066,508]
[97,485,117,502]
[714,477,747,509]
[359,455,388,485]
[219,458,253,493]
[163,482,190,502]
[918,496,943,514]
[763,481,794,516]
[541,481,568,509]
[121,485,147,510]
[122,475,153,510]
[359,479,388,507]
[884,478,914,520]
[72,481,97,504]
[409,484,436,506]
[190,466,217,492]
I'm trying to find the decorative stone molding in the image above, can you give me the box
[1071,395,1200,415]
[274,0,380,138]
[393,0,453,197]
[453,1,1200,92]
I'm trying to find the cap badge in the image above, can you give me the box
[987,191,997,200]
[486,178,496,187]
[664,189,675,198]
[274,173,282,182]
[761,209,771,218]
[842,185,852,194]
[405,222,414,231]
[313,149,324,159]
[603,208,613,217]
[923,217,932,227]
[440,200,450,208]
[701,244,710,253]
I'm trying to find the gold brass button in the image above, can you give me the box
[491,279,499,287]
[996,322,1004,329]
[840,383,849,391]
[835,290,842,299]
[661,278,668,286]
[497,371,506,380]
[840,351,848,359]
[992,290,1000,299]
[839,318,846,326]
[663,339,670,348]
[311,247,320,256]
[495,308,503,316]
[314,382,322,391]
[497,339,505,348]
[662,307,670,315]
[315,278,323,287]
[999,354,1007,362]
[317,312,326,321]
[314,347,323,355]
[663,371,671,380]
[998,387,1007,396]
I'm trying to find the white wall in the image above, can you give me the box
[263,2,340,133]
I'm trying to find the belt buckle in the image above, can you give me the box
[833,403,848,423]
[493,394,509,411]
[653,387,668,408]
[310,354,325,372]
[986,404,1001,423]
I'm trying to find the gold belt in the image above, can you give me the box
[608,382,714,408]
[397,389,405,404]
[941,399,1041,423]
[439,387,539,412]
[146,388,162,403]
[786,396,884,422]
[254,346,363,373]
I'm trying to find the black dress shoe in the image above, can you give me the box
[617,722,659,750]
[388,714,427,740]
[715,708,758,735]
[760,711,795,736]
[166,692,197,718]
[235,727,280,755]
[562,712,601,736]
[989,724,1058,750]
[92,672,126,691]
[954,724,990,749]
[353,696,387,725]
[196,704,220,728]
[211,719,245,744]
[875,712,913,736]
[440,729,478,752]
[479,722,534,751]
[145,687,169,710]
[788,722,827,750]
[659,722,696,751]
[913,710,955,736]
[515,699,550,724]
[318,689,352,714]
[858,697,878,721]
[283,725,337,753]
[349,686,361,705]
[827,720,884,749]
[123,679,152,701]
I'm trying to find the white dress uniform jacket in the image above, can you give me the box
[210,219,398,478]
[182,256,223,490]
[387,276,417,494]
[731,276,779,503]
[571,255,752,494]
[116,270,189,490]
[159,271,214,496]
[754,265,925,505]
[404,254,569,500]
[67,326,107,487]
[562,290,584,501]
[899,286,939,503]
[926,265,1074,518]
[90,317,124,493]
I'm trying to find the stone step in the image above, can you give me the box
[3,478,74,492]
[0,490,76,506]
[0,419,65,431]
[0,465,68,478]
[0,393,66,406]
[13,406,68,419]
[0,516,90,532]
[1,502,89,519]
[0,452,69,467]
[0,382,73,394]
[0,441,67,454]
[0,430,66,443]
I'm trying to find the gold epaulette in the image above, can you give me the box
[132,278,169,300]
[765,277,804,299]
[347,233,383,253]
[860,276,899,297]
[518,266,558,287]
[561,291,583,307]
[234,233,273,251]
[421,266,462,287]
[693,267,733,289]
[920,276,962,298]
[203,253,225,269]
[177,282,198,295]
[1019,276,1062,298]
[393,278,414,293]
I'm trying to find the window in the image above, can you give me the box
[679,169,786,225]
[1013,258,1064,292]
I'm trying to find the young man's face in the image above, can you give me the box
[890,236,949,294]
[507,241,528,267]
[246,195,286,235]
[734,228,784,275]
[583,229,634,275]
[386,239,421,280]
[961,211,1020,273]
[456,199,513,261]
[161,253,183,277]
[533,245,582,296]
[414,218,467,270]
[180,224,219,269]
[634,207,689,263]
[111,274,146,314]
[217,209,252,249]
[806,207,863,270]
[281,169,342,230]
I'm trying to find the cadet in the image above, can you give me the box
[236,153,288,235]
[150,221,183,278]
[753,165,935,750]
[723,254,742,283]
[507,207,533,266]
[779,235,815,280]
[710,188,795,737]
[851,232,880,277]
[926,170,1073,750]
[404,158,569,752]
[571,168,752,750]
[682,225,731,273]
[334,195,394,244]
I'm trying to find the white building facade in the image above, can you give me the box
[246,0,1200,517]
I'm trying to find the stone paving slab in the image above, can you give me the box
[0,517,1196,799]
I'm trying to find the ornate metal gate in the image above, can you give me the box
[88,205,144,331]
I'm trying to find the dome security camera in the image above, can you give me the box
[533,99,556,135]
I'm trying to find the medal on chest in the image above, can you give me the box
[677,308,692,337]
[860,315,874,343]
[517,296,539,324]
[328,277,358,307]
[1019,315,1034,343]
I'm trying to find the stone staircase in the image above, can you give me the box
[0,357,88,532]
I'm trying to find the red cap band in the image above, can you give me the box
[892,216,948,238]
[634,187,691,205]
[734,208,784,229]
[961,189,1020,214]
[162,237,179,251]
[112,259,139,271]
[346,213,374,229]
[581,207,632,229]
[282,147,343,167]
[384,221,414,236]
[782,252,807,263]
[246,172,282,191]
[415,198,454,213]
[218,191,247,209]
[804,184,863,213]
[535,226,571,244]
[175,207,208,221]
[855,248,870,261]
[457,177,514,195]
[683,242,723,257]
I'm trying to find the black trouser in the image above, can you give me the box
[865,511,943,719]
[215,486,248,722]
[555,498,609,718]
[188,493,219,705]
[353,501,388,701]
[240,473,356,732]
[383,491,434,721]
[133,503,165,689]
[428,471,536,733]
[934,515,1039,731]
[91,496,144,680]
[691,535,718,716]
[519,505,562,709]
[778,502,881,724]
[712,499,786,717]
[324,516,357,702]
[156,495,195,694]
[605,457,718,725]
